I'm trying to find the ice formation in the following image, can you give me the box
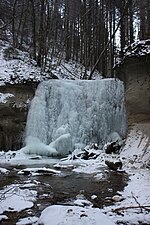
[23,79,127,156]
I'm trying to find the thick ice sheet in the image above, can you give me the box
[24,79,127,155]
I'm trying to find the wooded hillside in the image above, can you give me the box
[0,0,150,78]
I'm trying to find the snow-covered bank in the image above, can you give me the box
[103,122,150,224]
[103,169,150,225]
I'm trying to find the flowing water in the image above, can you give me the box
[0,160,128,225]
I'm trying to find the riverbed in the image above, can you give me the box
[0,157,128,225]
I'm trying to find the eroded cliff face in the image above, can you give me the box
[0,83,36,151]
[116,55,150,123]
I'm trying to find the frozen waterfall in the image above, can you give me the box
[21,79,127,156]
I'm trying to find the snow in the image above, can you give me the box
[91,195,97,200]
[0,122,149,225]
[18,167,61,176]
[74,199,92,207]
[0,215,8,222]
[103,168,150,224]
[23,79,127,156]
[0,40,49,86]
[0,149,60,166]
[0,92,14,103]
[16,216,38,225]
[120,123,150,168]
[0,38,149,224]
[102,123,150,225]
[36,205,116,225]
[50,58,101,80]
[50,122,150,225]
[0,40,101,87]
[124,39,150,58]
[115,39,150,67]
[0,184,37,214]
[0,167,8,174]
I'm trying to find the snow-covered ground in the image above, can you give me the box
[0,40,49,86]
[103,122,150,225]
[0,122,149,225]
[0,40,101,88]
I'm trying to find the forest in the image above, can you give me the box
[0,0,150,79]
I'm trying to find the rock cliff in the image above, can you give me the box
[0,83,36,150]
[115,40,150,123]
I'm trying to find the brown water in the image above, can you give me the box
[0,163,128,225]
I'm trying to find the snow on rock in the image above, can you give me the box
[16,216,38,225]
[0,92,14,103]
[115,39,150,68]
[23,79,127,156]
[0,184,37,214]
[0,167,9,174]
[124,39,150,58]
[36,205,116,225]
[72,194,93,207]
[18,167,61,176]
[0,215,8,222]
[91,195,98,200]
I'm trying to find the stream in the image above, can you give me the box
[0,158,128,225]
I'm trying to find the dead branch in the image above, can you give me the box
[112,205,150,213]
[131,192,143,213]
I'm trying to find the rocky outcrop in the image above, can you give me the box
[0,83,36,151]
[115,40,150,122]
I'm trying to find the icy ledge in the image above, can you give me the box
[21,79,127,156]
